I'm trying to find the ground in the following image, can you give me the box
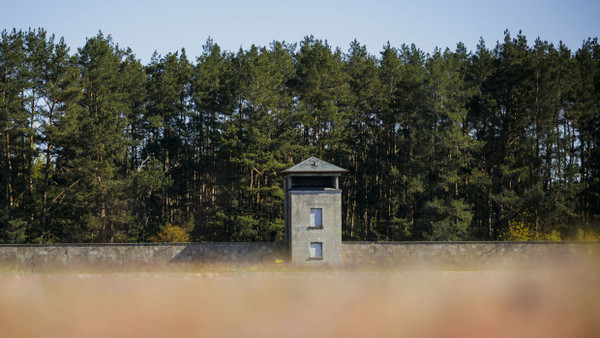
[0,262,599,337]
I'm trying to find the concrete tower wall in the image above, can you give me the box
[288,190,342,265]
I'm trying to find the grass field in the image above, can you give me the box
[0,261,599,337]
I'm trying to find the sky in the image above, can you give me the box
[2,0,599,63]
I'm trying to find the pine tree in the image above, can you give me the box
[144,49,192,235]
[51,33,143,242]
[292,36,349,152]
[34,35,81,242]
[0,29,28,242]
[343,40,381,239]
[573,38,600,231]
[190,38,235,239]
[423,44,476,240]
[217,43,294,241]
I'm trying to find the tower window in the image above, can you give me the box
[290,176,335,189]
[310,208,322,228]
[310,242,323,259]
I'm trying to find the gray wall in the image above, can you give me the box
[343,242,600,268]
[0,241,599,269]
[0,242,288,268]
[288,190,342,265]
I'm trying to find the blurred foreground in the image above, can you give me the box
[0,259,599,337]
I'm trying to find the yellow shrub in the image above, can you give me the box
[151,222,190,243]
[500,220,536,241]
[500,220,562,241]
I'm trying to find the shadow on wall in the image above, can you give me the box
[170,242,288,264]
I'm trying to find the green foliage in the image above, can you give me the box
[425,198,472,241]
[1,28,599,243]
[575,229,600,241]
[542,230,563,241]
[0,210,27,244]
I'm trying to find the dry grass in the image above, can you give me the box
[0,261,599,338]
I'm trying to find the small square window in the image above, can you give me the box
[310,242,323,258]
[310,208,322,228]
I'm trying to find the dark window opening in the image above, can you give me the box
[291,176,335,189]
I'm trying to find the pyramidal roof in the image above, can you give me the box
[281,157,347,174]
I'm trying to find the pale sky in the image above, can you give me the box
[2,0,599,63]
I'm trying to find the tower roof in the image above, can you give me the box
[281,157,347,175]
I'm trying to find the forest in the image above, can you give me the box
[0,28,599,243]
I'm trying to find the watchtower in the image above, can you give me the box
[281,157,347,265]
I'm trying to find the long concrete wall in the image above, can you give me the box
[0,242,288,268]
[342,241,600,268]
[0,241,599,268]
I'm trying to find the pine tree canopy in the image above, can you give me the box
[1,29,599,243]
